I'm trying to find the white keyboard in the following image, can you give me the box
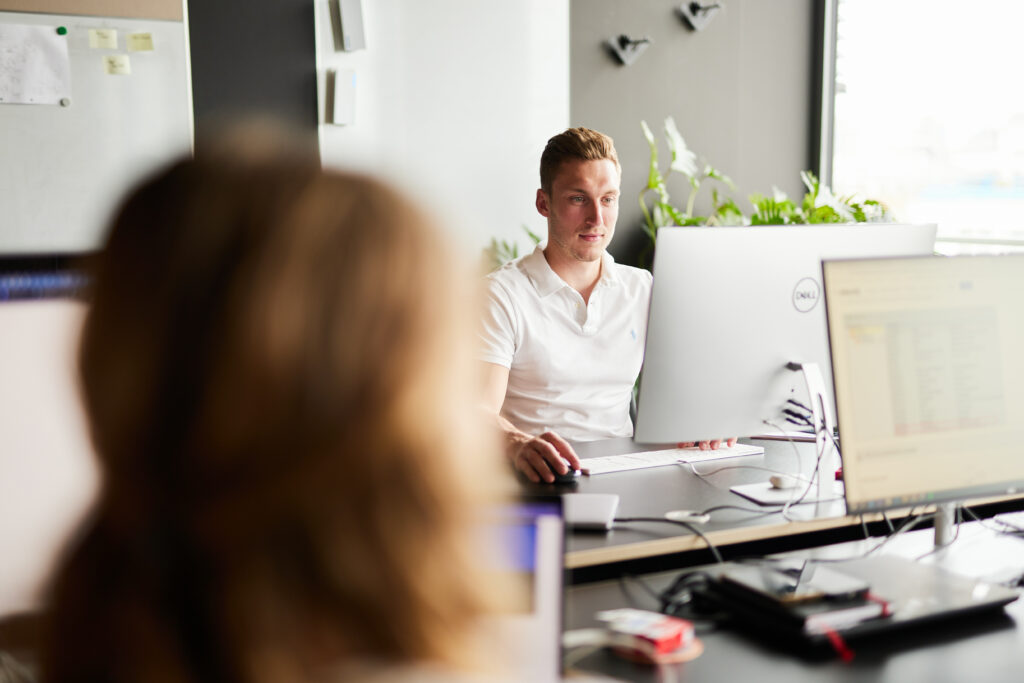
[581,444,764,476]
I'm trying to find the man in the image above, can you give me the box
[480,128,733,483]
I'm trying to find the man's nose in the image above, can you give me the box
[585,200,603,226]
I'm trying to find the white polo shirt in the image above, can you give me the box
[480,245,653,441]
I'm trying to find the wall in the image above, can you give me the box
[315,0,570,261]
[571,0,820,264]
[187,0,318,146]
[189,1,816,265]
[0,3,191,254]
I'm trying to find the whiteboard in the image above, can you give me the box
[0,11,192,254]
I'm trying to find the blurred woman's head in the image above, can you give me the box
[44,130,503,682]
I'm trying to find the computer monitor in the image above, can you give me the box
[0,253,91,300]
[633,224,937,445]
[480,497,564,682]
[823,254,1024,520]
[0,254,99,614]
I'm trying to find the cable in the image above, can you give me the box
[618,573,663,607]
[962,505,1024,535]
[683,462,821,516]
[655,570,729,626]
[763,417,806,473]
[805,508,933,564]
[687,461,810,483]
[780,427,830,521]
[698,504,781,518]
[615,517,725,563]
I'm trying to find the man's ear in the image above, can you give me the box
[536,188,552,218]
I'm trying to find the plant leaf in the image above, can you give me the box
[522,224,542,245]
[661,202,688,227]
[806,205,844,224]
[640,120,664,191]
[482,237,520,271]
[704,164,736,191]
[664,116,698,178]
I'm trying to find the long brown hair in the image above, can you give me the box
[43,136,504,682]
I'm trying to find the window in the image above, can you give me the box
[829,0,1024,254]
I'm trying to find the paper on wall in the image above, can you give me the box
[88,28,118,49]
[0,23,72,105]
[103,54,130,75]
[126,32,154,52]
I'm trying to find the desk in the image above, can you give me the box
[565,514,1024,682]
[561,438,1024,581]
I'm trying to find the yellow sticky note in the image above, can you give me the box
[104,54,131,75]
[89,28,118,49]
[127,32,154,52]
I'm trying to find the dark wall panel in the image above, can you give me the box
[571,0,819,265]
[187,0,317,143]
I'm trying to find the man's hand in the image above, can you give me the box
[677,438,738,451]
[480,362,588,483]
[510,430,583,484]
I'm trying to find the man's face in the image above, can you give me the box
[536,158,620,265]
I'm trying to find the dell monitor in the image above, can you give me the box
[634,224,937,446]
[823,253,1024,541]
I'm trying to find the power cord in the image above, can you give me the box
[614,516,724,563]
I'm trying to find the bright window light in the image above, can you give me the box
[832,0,1024,254]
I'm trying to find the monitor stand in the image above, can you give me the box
[934,502,957,547]
[729,361,843,507]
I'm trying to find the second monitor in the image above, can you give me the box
[633,224,936,445]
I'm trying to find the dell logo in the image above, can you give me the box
[792,277,820,313]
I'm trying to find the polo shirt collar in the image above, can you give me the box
[522,244,620,298]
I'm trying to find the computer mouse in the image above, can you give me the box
[518,460,581,487]
[769,473,800,490]
[551,467,582,485]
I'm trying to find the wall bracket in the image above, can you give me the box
[606,34,652,67]
[678,2,723,32]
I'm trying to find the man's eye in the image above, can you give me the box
[570,196,585,203]
[603,196,618,205]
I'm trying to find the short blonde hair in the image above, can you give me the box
[44,137,505,681]
[539,126,620,194]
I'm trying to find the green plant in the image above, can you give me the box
[749,171,889,225]
[638,117,891,263]
[638,116,737,241]
[482,224,542,271]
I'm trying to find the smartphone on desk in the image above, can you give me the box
[719,563,869,606]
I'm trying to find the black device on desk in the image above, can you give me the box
[706,556,1019,654]
[719,562,869,606]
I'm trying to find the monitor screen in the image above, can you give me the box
[0,254,93,301]
[634,224,936,444]
[479,498,564,682]
[824,254,1024,513]
[0,255,98,613]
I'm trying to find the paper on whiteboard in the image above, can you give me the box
[0,23,72,105]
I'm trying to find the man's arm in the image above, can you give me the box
[481,362,582,483]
